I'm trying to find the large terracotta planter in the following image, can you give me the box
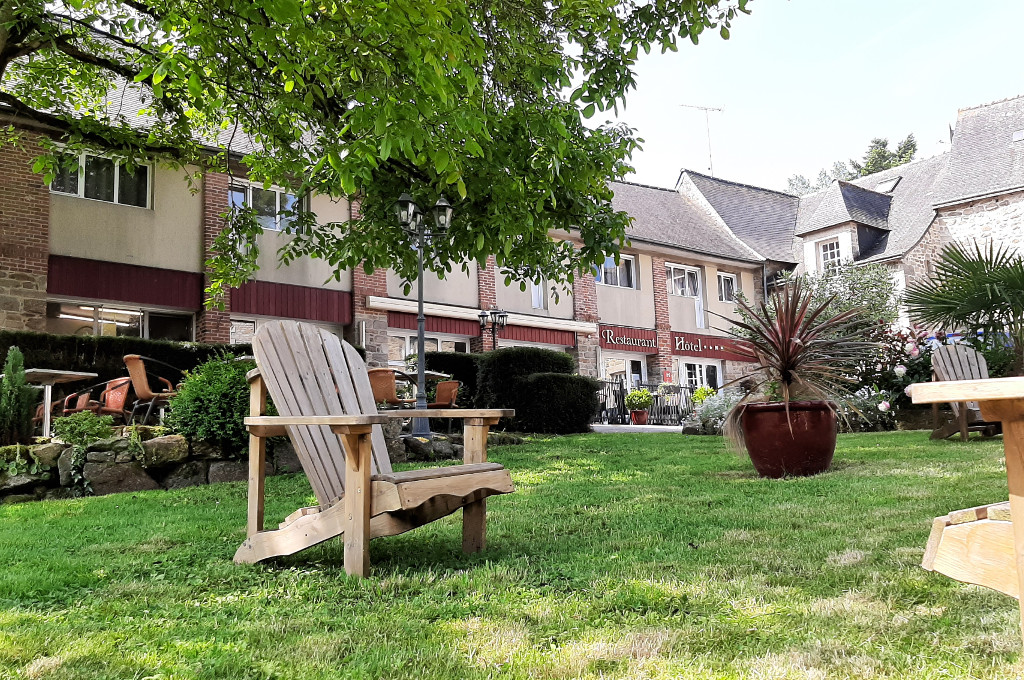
[740,401,838,478]
[630,410,649,425]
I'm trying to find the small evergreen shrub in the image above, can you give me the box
[624,388,653,411]
[166,355,254,457]
[512,373,601,434]
[0,346,39,446]
[51,411,115,447]
[424,352,482,404]
[695,389,743,435]
[691,386,716,406]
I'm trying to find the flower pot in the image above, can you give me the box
[630,410,649,425]
[740,401,837,478]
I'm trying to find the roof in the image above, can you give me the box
[609,181,764,264]
[681,171,800,263]
[933,94,1024,206]
[794,181,891,235]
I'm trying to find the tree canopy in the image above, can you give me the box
[1,0,750,301]
[786,134,917,196]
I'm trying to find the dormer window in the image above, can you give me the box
[1013,129,1024,143]
[875,177,901,193]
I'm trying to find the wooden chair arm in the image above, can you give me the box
[245,414,390,437]
[378,409,513,420]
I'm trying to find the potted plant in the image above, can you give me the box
[725,280,875,478]
[625,388,653,425]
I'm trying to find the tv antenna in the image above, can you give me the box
[680,104,723,176]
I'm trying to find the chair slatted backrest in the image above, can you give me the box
[253,321,393,507]
[932,344,989,419]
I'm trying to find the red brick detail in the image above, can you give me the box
[571,269,599,323]
[196,171,232,343]
[472,255,499,352]
[0,132,49,332]
[648,256,673,375]
[350,263,390,366]
[232,280,352,324]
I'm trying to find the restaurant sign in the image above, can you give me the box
[598,324,658,354]
[671,331,753,362]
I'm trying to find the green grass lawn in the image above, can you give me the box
[1,431,1021,679]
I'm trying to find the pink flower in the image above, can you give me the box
[906,343,920,358]
[878,401,891,412]
[893,364,907,378]
[904,385,913,397]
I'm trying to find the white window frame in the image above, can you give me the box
[819,238,842,272]
[674,358,722,390]
[595,255,638,289]
[387,332,469,367]
[229,180,304,231]
[49,151,152,209]
[530,279,548,310]
[601,350,648,387]
[667,263,705,329]
[46,298,194,341]
[717,272,738,302]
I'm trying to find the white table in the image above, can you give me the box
[24,369,98,438]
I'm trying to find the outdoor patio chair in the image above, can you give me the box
[62,389,99,417]
[97,378,132,423]
[366,367,416,409]
[235,320,514,576]
[929,344,1002,441]
[123,355,181,425]
[427,380,460,409]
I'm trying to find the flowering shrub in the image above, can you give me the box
[691,386,716,406]
[840,386,897,432]
[695,389,743,435]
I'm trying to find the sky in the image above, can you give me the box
[605,0,1024,193]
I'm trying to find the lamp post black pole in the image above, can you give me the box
[412,219,430,438]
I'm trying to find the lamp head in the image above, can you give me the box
[478,309,490,330]
[495,309,509,329]
[431,195,453,233]
[395,193,419,227]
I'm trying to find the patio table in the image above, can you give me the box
[10,369,99,438]
[909,376,1024,644]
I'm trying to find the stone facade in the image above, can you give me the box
[0,132,49,332]
[196,171,232,343]
[350,264,389,367]
[900,213,953,287]
[935,188,1024,255]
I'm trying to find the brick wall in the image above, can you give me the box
[0,132,49,332]
[646,256,673,379]
[901,214,953,287]
[350,264,389,366]
[195,171,232,343]
[569,269,600,377]
[470,255,498,353]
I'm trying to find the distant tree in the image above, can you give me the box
[786,134,917,195]
[850,134,917,176]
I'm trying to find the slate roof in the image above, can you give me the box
[932,95,1024,206]
[610,181,764,263]
[794,181,891,235]
[681,171,800,263]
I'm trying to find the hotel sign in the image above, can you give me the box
[598,324,658,354]
[671,331,754,362]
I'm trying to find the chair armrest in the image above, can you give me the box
[245,414,390,437]
[379,409,513,419]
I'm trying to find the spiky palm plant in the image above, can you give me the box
[905,240,1024,375]
[722,280,876,449]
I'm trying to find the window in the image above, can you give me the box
[595,255,636,288]
[229,181,302,231]
[673,358,721,390]
[819,239,842,272]
[387,334,468,366]
[45,301,192,340]
[531,279,548,310]
[717,273,738,302]
[50,152,150,208]
[666,264,701,297]
[1013,129,1024,143]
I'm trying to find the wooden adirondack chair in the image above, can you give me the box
[930,344,1002,441]
[234,320,515,576]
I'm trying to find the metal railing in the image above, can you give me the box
[595,380,697,426]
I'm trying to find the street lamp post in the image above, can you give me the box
[396,193,453,440]
[478,307,509,349]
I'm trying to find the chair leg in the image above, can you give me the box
[144,400,157,426]
[958,404,968,442]
[462,422,490,553]
[340,431,372,577]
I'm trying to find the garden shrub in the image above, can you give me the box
[51,411,115,495]
[511,373,601,434]
[475,346,575,409]
[0,329,251,386]
[424,352,482,404]
[691,386,716,406]
[840,387,897,432]
[166,355,254,457]
[0,346,38,446]
[695,389,743,435]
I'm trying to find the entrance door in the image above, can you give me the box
[602,354,648,387]
[629,360,644,387]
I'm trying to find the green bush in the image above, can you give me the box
[624,388,653,411]
[691,386,716,406]
[475,346,575,409]
[512,373,601,434]
[424,352,482,404]
[0,329,250,386]
[166,355,254,457]
[0,346,39,446]
[51,411,115,447]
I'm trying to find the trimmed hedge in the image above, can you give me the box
[475,346,576,409]
[0,330,250,389]
[513,373,601,434]
[423,351,482,405]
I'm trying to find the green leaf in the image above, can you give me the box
[582,103,596,118]
[188,73,203,98]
